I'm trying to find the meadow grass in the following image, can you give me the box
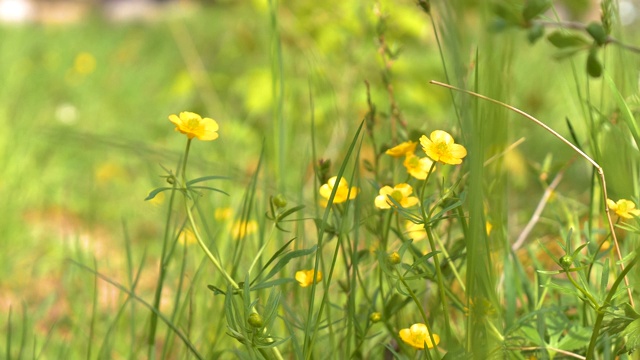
[2,0,640,359]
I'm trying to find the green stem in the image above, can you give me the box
[586,255,638,359]
[248,223,277,275]
[178,138,282,360]
[395,267,440,358]
[565,269,599,309]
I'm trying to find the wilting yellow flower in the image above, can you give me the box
[420,130,467,165]
[385,141,417,157]
[319,176,359,206]
[231,220,258,239]
[405,221,426,241]
[178,229,197,245]
[606,198,640,219]
[399,323,440,349]
[375,183,419,209]
[403,153,434,180]
[295,269,322,287]
[168,111,219,141]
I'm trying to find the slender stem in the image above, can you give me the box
[178,138,283,360]
[429,80,634,307]
[395,267,440,358]
[248,224,277,275]
[565,269,599,309]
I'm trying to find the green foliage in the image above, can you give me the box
[3,1,640,359]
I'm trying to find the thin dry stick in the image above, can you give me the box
[512,170,565,252]
[430,80,634,307]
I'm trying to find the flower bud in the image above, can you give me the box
[559,255,573,269]
[388,252,401,265]
[273,194,287,208]
[248,313,264,328]
[370,312,382,323]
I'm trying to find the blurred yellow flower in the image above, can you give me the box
[231,220,258,239]
[74,52,96,75]
[178,229,197,245]
[148,191,165,206]
[385,141,417,157]
[295,269,322,287]
[399,323,440,349]
[375,183,419,209]
[405,221,426,241]
[403,153,434,180]
[319,176,359,206]
[420,130,467,165]
[214,207,233,221]
[606,198,640,219]
[168,111,219,141]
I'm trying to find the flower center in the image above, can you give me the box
[435,142,448,155]
[391,190,403,203]
[187,118,200,129]
[407,156,419,168]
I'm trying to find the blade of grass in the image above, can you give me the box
[70,260,204,360]
[430,79,634,308]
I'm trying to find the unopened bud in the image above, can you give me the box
[388,252,401,265]
[248,313,264,328]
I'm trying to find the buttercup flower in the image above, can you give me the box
[319,176,359,206]
[420,130,467,165]
[405,221,427,241]
[399,323,440,349]
[178,229,197,245]
[295,269,322,287]
[385,141,417,157]
[375,183,419,209]
[231,220,258,239]
[168,111,219,141]
[403,153,434,180]
[606,198,640,219]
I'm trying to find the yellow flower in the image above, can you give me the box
[375,183,419,209]
[168,111,219,141]
[231,220,258,239]
[214,207,233,221]
[420,130,467,165]
[385,141,417,157]
[399,323,440,349]
[74,52,96,75]
[403,153,434,180]
[606,198,640,219]
[405,221,426,241]
[319,176,359,206]
[295,269,322,287]
[178,229,197,245]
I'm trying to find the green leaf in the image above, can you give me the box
[586,49,602,78]
[186,175,229,186]
[250,278,297,291]
[251,238,296,285]
[557,325,591,351]
[493,2,523,26]
[527,23,545,44]
[523,0,551,21]
[547,31,590,48]
[586,22,608,46]
[144,187,173,201]
[262,246,317,283]
[621,318,640,353]
[605,73,640,147]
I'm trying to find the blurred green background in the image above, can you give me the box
[1,0,640,357]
